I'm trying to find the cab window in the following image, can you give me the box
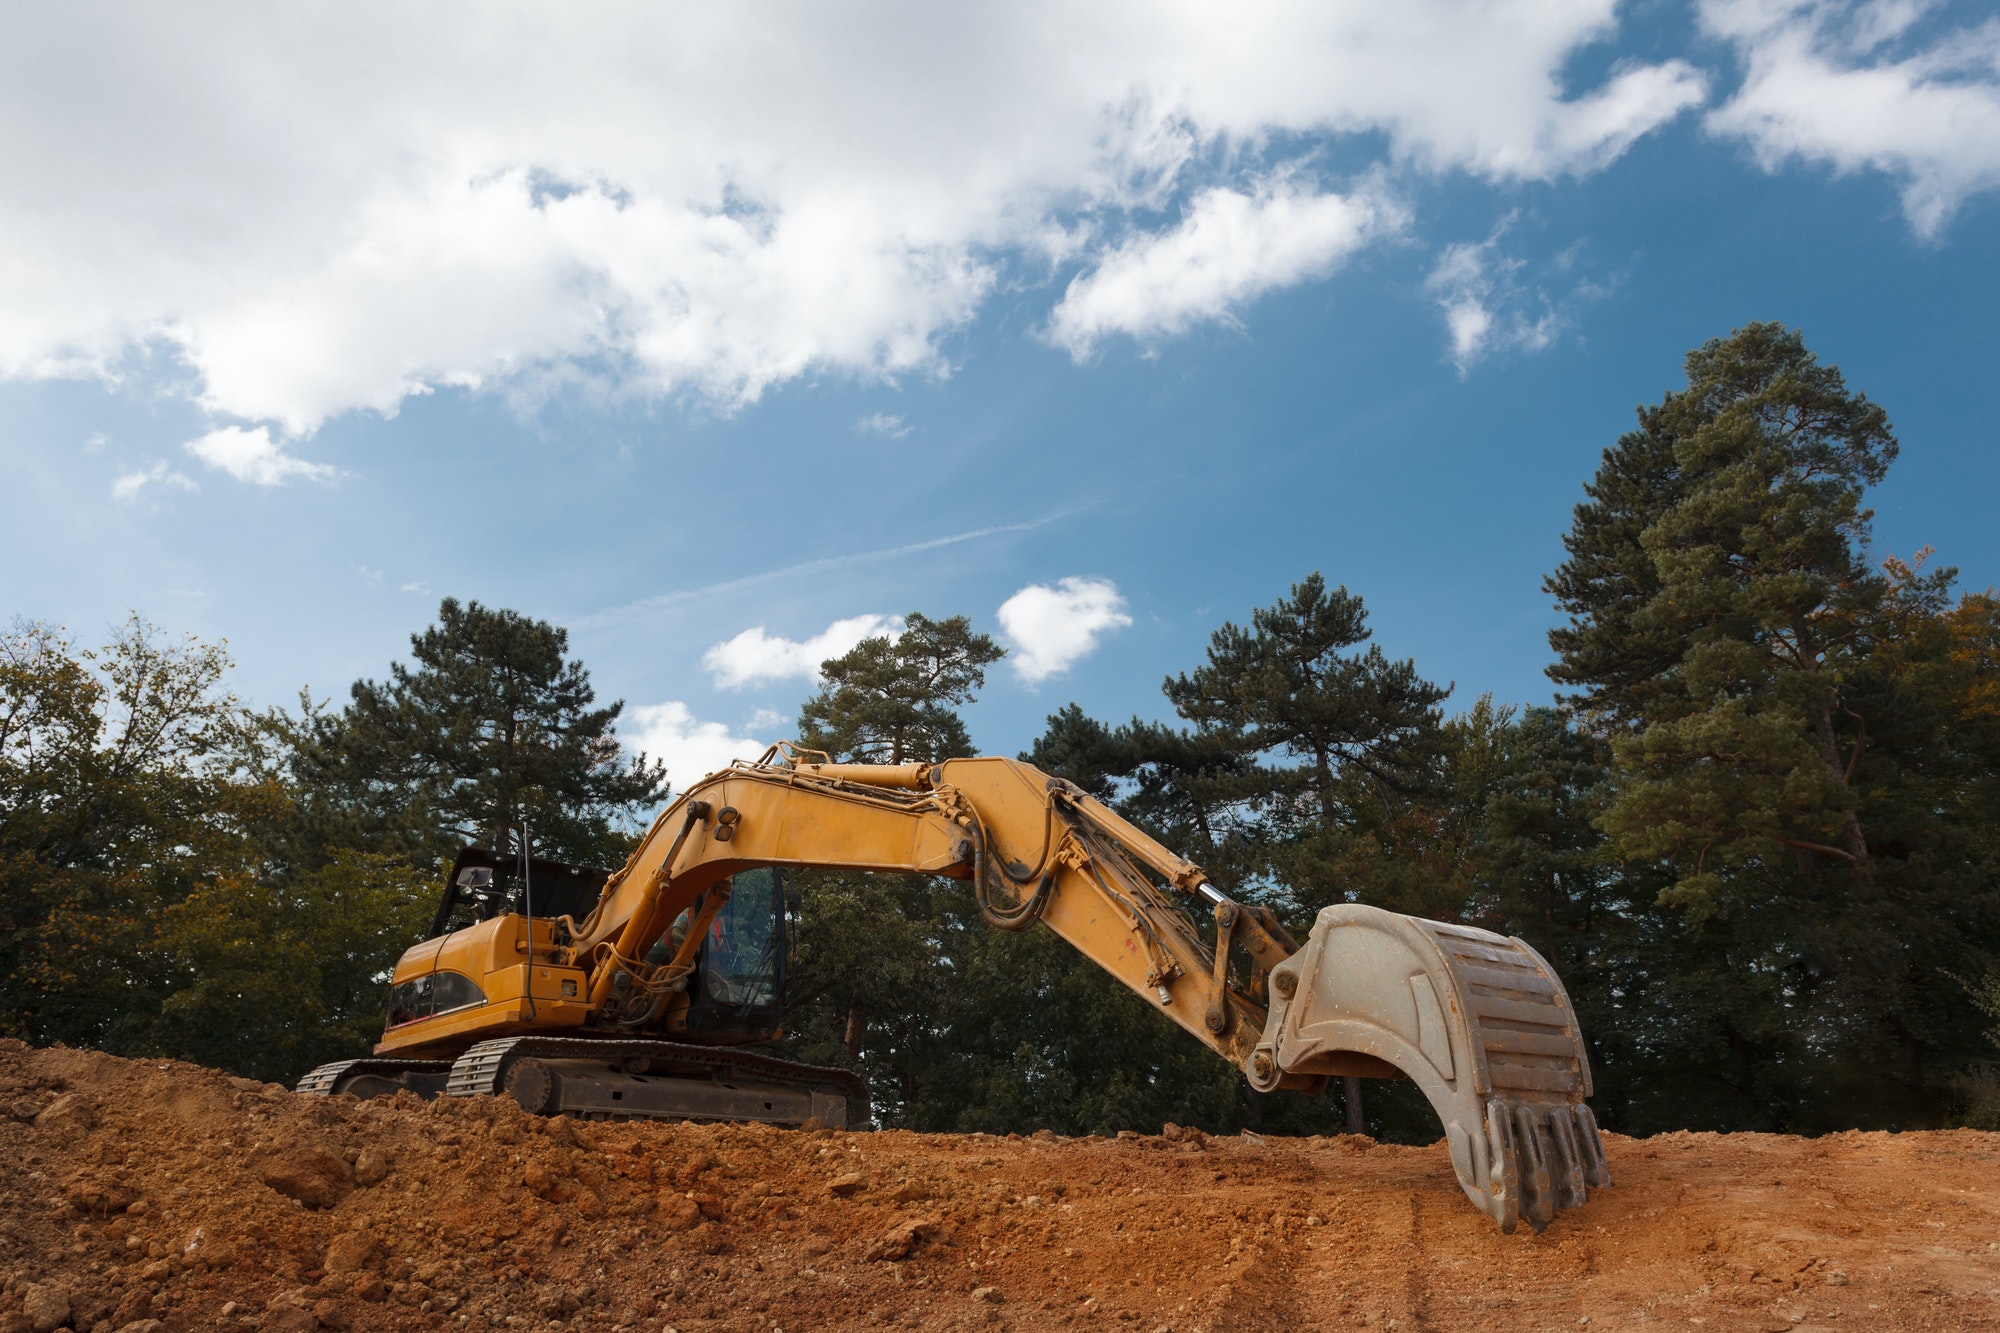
[387,971,486,1027]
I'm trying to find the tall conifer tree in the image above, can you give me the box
[1548,323,1999,1127]
[291,599,665,866]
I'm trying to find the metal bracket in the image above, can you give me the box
[1204,901,1239,1035]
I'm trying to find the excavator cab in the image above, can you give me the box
[427,847,612,940]
[680,867,790,1038]
[404,848,791,1046]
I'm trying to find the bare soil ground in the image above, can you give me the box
[2,1040,1996,1333]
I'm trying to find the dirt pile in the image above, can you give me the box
[1,1040,1995,1333]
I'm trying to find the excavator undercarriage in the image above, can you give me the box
[301,746,1607,1232]
[297,1039,868,1128]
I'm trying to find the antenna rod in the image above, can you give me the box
[521,806,536,1020]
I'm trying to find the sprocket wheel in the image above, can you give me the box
[501,1057,559,1115]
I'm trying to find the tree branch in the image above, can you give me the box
[1776,836,1859,864]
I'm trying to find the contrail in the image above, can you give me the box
[570,511,1075,630]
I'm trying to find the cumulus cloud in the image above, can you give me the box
[997,577,1132,684]
[624,701,769,787]
[110,460,196,502]
[1703,0,2000,235]
[702,613,900,689]
[183,426,334,486]
[1048,178,1402,356]
[0,5,1705,435]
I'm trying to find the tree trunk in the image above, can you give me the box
[843,1005,865,1063]
[1723,1019,1754,1099]
[1343,1076,1366,1134]
[1810,704,1869,865]
[1892,1016,1924,1093]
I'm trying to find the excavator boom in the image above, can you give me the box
[302,747,1608,1233]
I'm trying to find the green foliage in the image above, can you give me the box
[284,598,665,866]
[0,604,667,1086]
[1547,322,2000,1131]
[1947,971,2000,1129]
[1574,324,1899,902]
[798,613,1003,763]
[1160,572,1451,920]
[0,615,261,1048]
[1977,970,2000,1051]
[784,869,1253,1133]
[145,852,436,1082]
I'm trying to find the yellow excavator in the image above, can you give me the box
[299,745,1609,1232]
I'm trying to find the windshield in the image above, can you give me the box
[699,867,782,1009]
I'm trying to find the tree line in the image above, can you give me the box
[3,323,1996,1138]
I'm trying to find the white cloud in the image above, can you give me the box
[0,5,1705,434]
[701,613,900,689]
[856,411,913,439]
[624,701,769,787]
[1048,179,1402,356]
[1702,0,2000,235]
[997,577,1133,684]
[1440,295,1499,368]
[110,459,196,502]
[183,425,334,486]
[1424,226,1567,372]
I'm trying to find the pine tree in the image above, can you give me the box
[1548,323,2000,1127]
[1025,708,1266,893]
[797,613,1003,763]
[292,598,665,866]
[1163,572,1450,918]
[785,611,1002,1115]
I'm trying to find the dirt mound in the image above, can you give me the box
[0,1040,1995,1333]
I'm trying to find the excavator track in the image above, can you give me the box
[444,1036,871,1129]
[296,1057,454,1099]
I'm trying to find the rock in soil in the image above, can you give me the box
[0,1039,1995,1331]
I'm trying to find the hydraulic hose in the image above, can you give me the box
[969,811,1052,931]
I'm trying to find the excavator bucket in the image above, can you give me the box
[1252,905,1609,1233]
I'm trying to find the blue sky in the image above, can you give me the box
[3,2,1997,787]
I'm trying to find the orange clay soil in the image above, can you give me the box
[1,1040,1996,1333]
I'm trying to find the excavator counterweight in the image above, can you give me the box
[301,747,1607,1232]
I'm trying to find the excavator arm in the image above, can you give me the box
[561,751,1293,1070]
[556,748,1609,1232]
[317,747,1607,1233]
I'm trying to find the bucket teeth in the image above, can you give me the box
[1575,1104,1612,1189]
[1488,1099,1611,1233]
[1514,1103,1556,1231]
[1547,1108,1587,1210]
